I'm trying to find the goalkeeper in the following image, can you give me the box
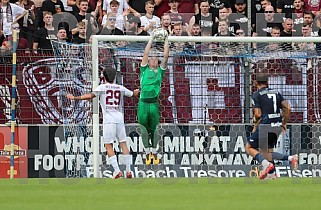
[139,30,169,164]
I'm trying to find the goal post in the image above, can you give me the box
[51,35,321,178]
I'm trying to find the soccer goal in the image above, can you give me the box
[52,36,321,178]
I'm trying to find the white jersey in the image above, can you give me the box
[93,83,133,124]
[140,15,161,35]
[1,3,25,36]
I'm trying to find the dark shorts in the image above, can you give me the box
[247,124,282,149]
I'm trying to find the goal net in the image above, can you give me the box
[52,36,321,178]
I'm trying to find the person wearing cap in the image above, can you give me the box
[125,15,148,35]
[246,74,298,179]
[66,67,139,179]
[233,0,246,14]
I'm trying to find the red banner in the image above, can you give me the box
[0,126,28,178]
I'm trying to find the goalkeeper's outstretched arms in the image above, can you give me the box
[141,32,154,67]
[160,37,169,70]
[66,93,96,100]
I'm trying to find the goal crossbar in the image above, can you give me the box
[92,35,321,43]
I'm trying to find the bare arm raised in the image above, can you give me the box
[160,38,169,70]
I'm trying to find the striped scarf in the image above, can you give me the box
[0,3,13,31]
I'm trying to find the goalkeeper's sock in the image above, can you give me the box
[144,147,150,154]
[124,155,131,172]
[109,155,120,173]
[151,148,158,155]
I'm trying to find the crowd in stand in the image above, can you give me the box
[0,0,321,54]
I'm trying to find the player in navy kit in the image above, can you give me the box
[246,74,298,179]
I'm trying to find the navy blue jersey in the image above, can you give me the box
[252,87,285,124]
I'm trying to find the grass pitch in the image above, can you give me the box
[1,178,320,210]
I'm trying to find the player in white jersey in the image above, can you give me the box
[66,67,139,179]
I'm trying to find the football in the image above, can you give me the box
[153,28,168,42]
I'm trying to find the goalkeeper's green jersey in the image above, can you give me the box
[140,64,165,99]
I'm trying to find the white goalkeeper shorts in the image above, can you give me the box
[102,123,127,144]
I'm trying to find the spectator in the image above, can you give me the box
[72,0,89,22]
[186,23,201,48]
[213,20,235,54]
[1,23,28,53]
[90,0,103,24]
[188,0,215,36]
[102,0,128,16]
[102,0,125,31]
[165,0,193,32]
[170,23,187,51]
[0,30,4,45]
[215,6,239,34]
[304,0,321,15]
[38,0,65,28]
[17,0,36,50]
[253,5,283,37]
[264,26,281,51]
[293,22,315,51]
[56,27,67,41]
[61,0,73,12]
[303,10,319,36]
[41,0,65,14]
[233,0,247,15]
[52,11,78,39]
[229,0,249,35]
[0,0,27,38]
[160,13,172,34]
[154,0,170,18]
[71,21,86,43]
[177,0,199,14]
[125,15,148,35]
[128,0,148,16]
[253,5,284,50]
[70,0,93,14]
[208,0,231,19]
[33,11,55,53]
[71,0,98,38]
[235,28,245,36]
[280,17,294,50]
[235,27,246,53]
[172,22,187,35]
[190,23,201,36]
[251,0,272,28]
[281,17,294,36]
[276,0,294,18]
[100,12,124,35]
[140,1,161,35]
[214,19,235,37]
[292,0,304,36]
